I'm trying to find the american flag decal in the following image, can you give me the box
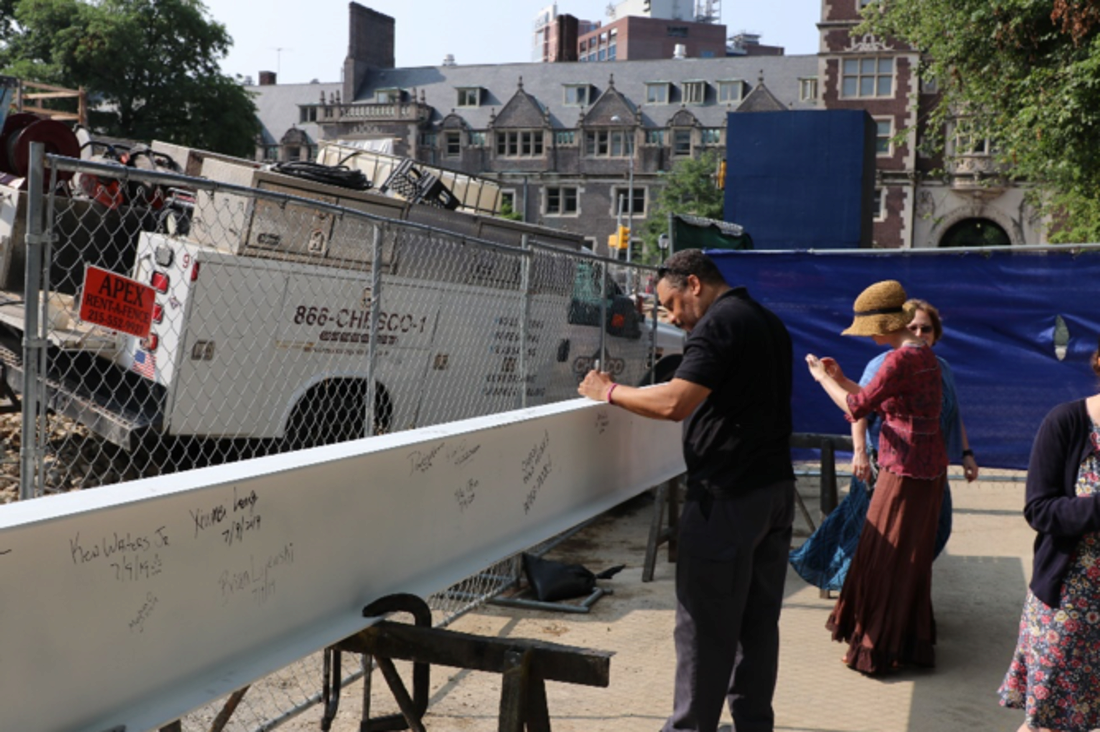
[133,349,156,379]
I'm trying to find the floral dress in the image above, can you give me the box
[999,427,1100,732]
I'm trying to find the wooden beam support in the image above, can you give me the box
[336,620,611,688]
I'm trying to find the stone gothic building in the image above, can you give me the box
[249,2,1045,254]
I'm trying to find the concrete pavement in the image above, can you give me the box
[287,471,1036,731]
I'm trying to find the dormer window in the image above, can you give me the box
[496,130,545,157]
[683,80,708,105]
[799,77,819,102]
[564,84,592,106]
[376,87,402,103]
[646,82,670,105]
[457,87,481,107]
[717,80,744,103]
[585,129,634,158]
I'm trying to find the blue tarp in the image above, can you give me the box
[709,248,1099,470]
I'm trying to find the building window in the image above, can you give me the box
[701,128,722,145]
[469,131,486,146]
[646,82,670,104]
[299,106,318,123]
[585,130,634,157]
[555,130,576,145]
[717,80,744,103]
[286,146,301,160]
[612,187,646,216]
[859,0,876,6]
[875,118,893,156]
[457,87,481,107]
[683,81,707,105]
[376,88,402,103]
[564,85,590,106]
[873,188,885,221]
[496,130,544,157]
[673,129,692,156]
[953,119,993,156]
[842,57,894,98]
[262,145,279,162]
[444,131,462,158]
[418,133,435,148]
[799,77,818,102]
[667,26,688,38]
[645,129,665,145]
[500,190,517,216]
[546,187,578,215]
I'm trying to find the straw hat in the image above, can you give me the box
[841,280,914,336]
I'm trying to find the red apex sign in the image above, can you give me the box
[79,265,156,338]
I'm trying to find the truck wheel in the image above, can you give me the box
[283,379,393,450]
[637,354,682,386]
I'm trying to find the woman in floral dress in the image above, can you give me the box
[1000,342,1100,732]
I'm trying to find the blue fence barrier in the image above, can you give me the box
[709,247,1100,470]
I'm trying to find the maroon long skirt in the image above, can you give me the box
[826,468,946,674]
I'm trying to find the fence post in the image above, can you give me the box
[598,259,607,370]
[820,438,838,516]
[649,264,658,384]
[366,224,383,436]
[518,235,530,409]
[19,143,45,500]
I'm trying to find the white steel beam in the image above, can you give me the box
[0,398,683,732]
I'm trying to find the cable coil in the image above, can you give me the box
[269,161,371,191]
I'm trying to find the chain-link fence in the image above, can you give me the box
[5,147,676,731]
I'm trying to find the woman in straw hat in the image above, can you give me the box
[805,280,948,674]
[790,298,980,591]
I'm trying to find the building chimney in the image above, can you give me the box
[258,70,277,85]
[344,3,396,102]
[442,53,456,66]
[673,43,687,59]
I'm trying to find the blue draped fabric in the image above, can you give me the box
[708,248,1100,470]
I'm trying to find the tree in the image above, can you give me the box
[1,0,258,157]
[859,0,1100,242]
[638,150,724,264]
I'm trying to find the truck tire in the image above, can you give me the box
[283,379,393,451]
[637,354,682,386]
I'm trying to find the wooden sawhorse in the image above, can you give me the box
[322,593,612,732]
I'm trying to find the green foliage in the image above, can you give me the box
[0,0,258,157]
[497,198,523,221]
[859,0,1100,240]
[638,151,724,264]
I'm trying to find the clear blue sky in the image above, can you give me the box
[203,0,822,85]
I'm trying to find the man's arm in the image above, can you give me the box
[577,370,710,422]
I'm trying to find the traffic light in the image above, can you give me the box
[616,225,630,249]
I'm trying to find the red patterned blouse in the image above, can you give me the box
[846,344,947,480]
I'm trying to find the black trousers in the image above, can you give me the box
[661,479,795,732]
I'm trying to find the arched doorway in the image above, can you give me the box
[938,218,1011,248]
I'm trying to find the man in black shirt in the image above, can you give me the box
[578,249,795,732]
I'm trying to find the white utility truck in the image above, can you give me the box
[0,153,684,451]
